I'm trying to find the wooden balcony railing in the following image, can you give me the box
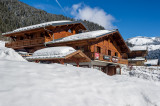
[84,52,128,65]
[5,38,45,49]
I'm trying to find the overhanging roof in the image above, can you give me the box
[2,20,88,36]
[26,50,91,63]
[46,29,130,53]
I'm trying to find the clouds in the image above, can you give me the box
[70,3,116,29]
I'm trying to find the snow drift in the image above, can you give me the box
[122,65,160,82]
[0,47,26,61]
[0,60,160,106]
[0,41,5,47]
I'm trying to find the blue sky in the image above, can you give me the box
[19,0,160,40]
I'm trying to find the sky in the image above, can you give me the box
[19,0,160,40]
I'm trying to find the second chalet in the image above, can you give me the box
[2,20,130,75]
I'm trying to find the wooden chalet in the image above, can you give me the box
[3,20,131,75]
[3,20,87,53]
[45,29,130,75]
[127,46,148,66]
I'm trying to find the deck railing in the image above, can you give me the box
[84,52,128,65]
[5,38,45,49]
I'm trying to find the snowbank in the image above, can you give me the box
[128,57,145,61]
[46,30,116,44]
[0,47,26,61]
[0,60,160,106]
[122,65,160,82]
[0,41,5,47]
[144,59,159,65]
[28,46,76,59]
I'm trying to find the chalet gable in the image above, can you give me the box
[2,20,88,37]
[46,29,130,53]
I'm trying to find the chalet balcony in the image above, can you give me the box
[5,38,45,49]
[84,52,128,65]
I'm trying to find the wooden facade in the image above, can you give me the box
[4,22,87,52]
[128,50,148,66]
[3,21,131,76]
[27,50,91,67]
[47,31,130,65]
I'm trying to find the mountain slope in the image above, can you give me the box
[126,36,160,59]
[0,0,104,35]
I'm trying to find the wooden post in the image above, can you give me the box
[77,62,79,67]
[58,59,64,64]
[72,57,80,67]
[35,60,40,63]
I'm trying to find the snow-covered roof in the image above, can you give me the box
[46,29,117,44]
[144,59,159,65]
[129,46,147,51]
[27,46,76,60]
[128,57,145,61]
[2,20,87,36]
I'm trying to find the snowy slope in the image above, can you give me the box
[126,36,160,46]
[122,65,160,81]
[0,41,5,47]
[126,36,160,59]
[0,47,26,61]
[0,60,160,106]
[0,40,26,61]
[0,40,160,106]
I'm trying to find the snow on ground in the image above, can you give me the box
[0,41,5,47]
[27,46,76,59]
[0,60,160,106]
[46,30,116,44]
[122,65,160,82]
[0,47,26,61]
[144,59,159,66]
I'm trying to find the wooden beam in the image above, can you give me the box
[58,59,64,64]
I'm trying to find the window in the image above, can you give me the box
[110,40,113,43]
[40,32,44,37]
[75,46,84,52]
[115,52,118,57]
[20,37,24,40]
[75,46,80,50]
[108,50,111,56]
[97,46,101,53]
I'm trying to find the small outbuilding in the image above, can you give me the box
[26,46,91,67]
[128,46,148,66]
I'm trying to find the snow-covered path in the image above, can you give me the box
[0,60,160,106]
